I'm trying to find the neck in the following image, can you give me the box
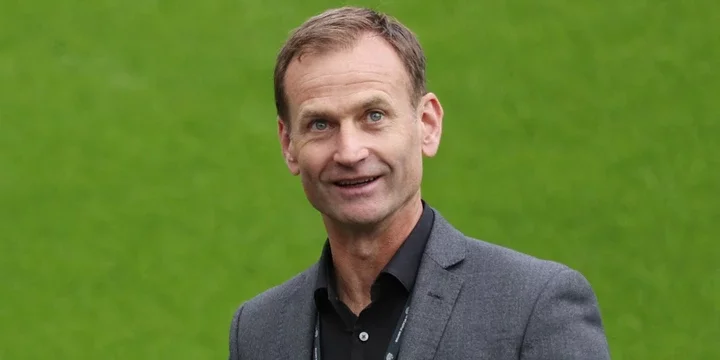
[325,195,423,314]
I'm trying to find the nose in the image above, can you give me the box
[333,124,369,166]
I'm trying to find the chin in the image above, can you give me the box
[335,212,384,227]
[318,201,391,228]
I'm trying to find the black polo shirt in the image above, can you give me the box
[312,201,435,360]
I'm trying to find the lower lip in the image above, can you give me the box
[333,177,381,197]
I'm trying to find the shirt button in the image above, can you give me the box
[358,331,369,342]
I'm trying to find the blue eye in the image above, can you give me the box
[368,111,383,122]
[311,120,329,130]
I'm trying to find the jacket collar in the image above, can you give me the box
[277,206,467,360]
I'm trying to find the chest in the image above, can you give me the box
[316,287,409,360]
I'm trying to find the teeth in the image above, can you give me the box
[338,177,376,186]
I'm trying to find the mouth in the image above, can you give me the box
[333,176,380,188]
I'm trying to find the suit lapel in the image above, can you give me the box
[277,265,318,360]
[276,209,465,360]
[398,209,467,360]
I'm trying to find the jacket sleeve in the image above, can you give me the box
[520,268,611,359]
[228,304,244,360]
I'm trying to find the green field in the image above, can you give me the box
[1,0,718,358]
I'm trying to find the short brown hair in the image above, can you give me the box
[273,6,427,122]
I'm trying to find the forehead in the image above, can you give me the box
[284,34,412,120]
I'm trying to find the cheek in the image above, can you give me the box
[296,145,330,180]
[385,126,423,166]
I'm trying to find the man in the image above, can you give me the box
[229,6,610,360]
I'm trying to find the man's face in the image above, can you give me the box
[278,34,443,227]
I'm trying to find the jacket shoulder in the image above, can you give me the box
[428,208,572,281]
[228,263,318,359]
[234,262,317,318]
[430,223,608,358]
[463,235,571,279]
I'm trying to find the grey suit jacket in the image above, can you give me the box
[228,207,611,359]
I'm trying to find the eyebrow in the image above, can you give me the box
[358,96,392,111]
[297,95,392,123]
[297,109,331,124]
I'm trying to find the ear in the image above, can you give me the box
[418,93,443,157]
[278,117,300,175]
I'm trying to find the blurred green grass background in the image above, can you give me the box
[1,0,718,359]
